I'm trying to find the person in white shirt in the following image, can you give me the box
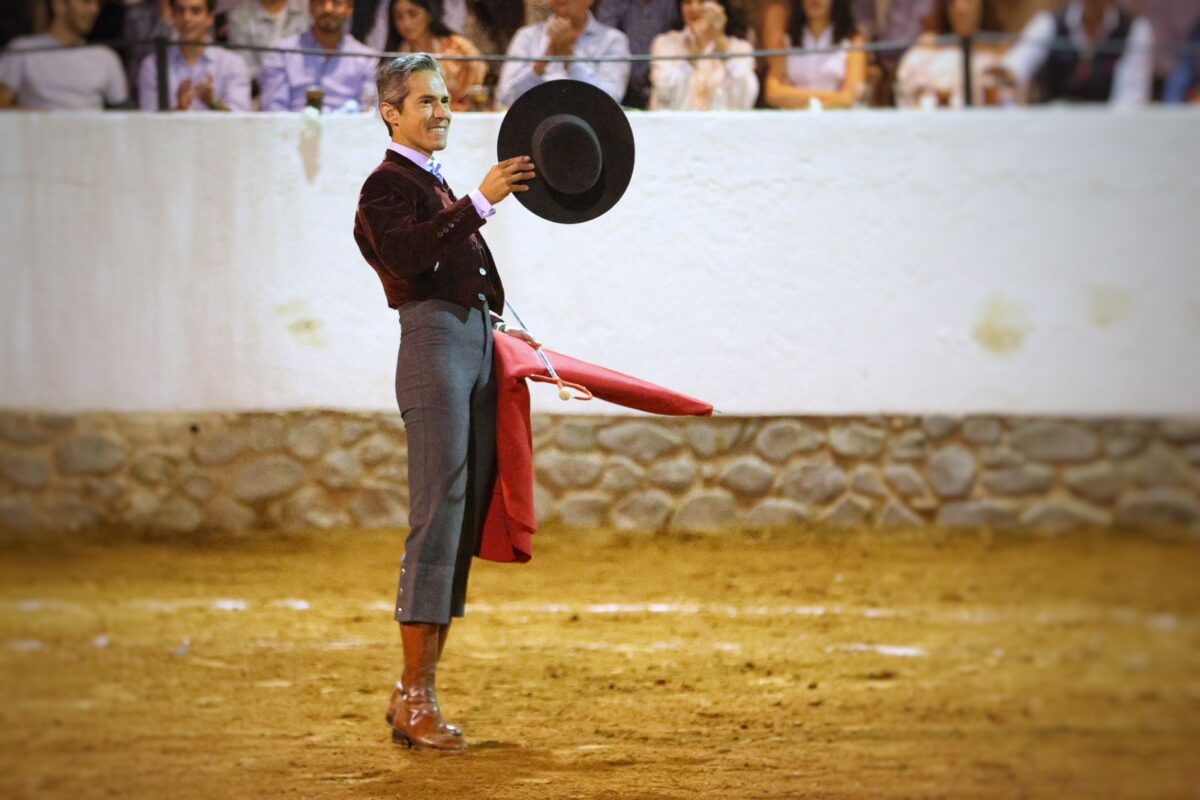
[761,0,867,109]
[991,0,1154,106]
[227,0,311,81]
[138,0,252,111]
[0,0,128,110]
[895,0,1006,108]
[650,0,757,109]
[497,0,630,107]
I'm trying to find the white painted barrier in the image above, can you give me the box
[1,109,1197,416]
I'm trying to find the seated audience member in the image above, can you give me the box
[361,0,521,61]
[227,0,310,81]
[497,0,630,106]
[895,0,1004,108]
[139,0,251,110]
[1163,18,1200,103]
[0,0,128,110]
[598,0,680,108]
[761,0,866,108]
[649,0,757,109]
[994,0,1153,106]
[380,0,486,109]
[260,0,378,110]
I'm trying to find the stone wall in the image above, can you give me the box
[1,411,1198,537]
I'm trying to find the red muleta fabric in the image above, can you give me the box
[479,333,714,563]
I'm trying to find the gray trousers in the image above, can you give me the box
[393,299,497,624]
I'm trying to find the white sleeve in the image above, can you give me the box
[567,28,629,103]
[104,49,129,105]
[1110,17,1153,107]
[649,33,693,110]
[498,26,542,107]
[0,49,23,95]
[722,40,758,110]
[1002,11,1054,86]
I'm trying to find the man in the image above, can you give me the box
[227,0,310,83]
[0,0,128,110]
[996,0,1154,106]
[596,0,680,108]
[260,0,376,111]
[353,53,536,751]
[138,0,252,111]
[497,0,630,106]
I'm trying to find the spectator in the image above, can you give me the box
[122,0,173,100]
[0,0,129,109]
[1163,17,1199,103]
[995,0,1154,106]
[761,0,866,108]
[362,0,520,60]
[138,0,251,110]
[227,0,310,81]
[597,0,680,108]
[497,0,630,106]
[649,0,757,109]
[380,0,486,109]
[895,0,1005,108]
[260,0,378,111]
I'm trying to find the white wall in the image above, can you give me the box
[1,109,1198,416]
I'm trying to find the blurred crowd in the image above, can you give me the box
[1,0,1197,113]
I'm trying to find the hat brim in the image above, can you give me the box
[497,80,635,225]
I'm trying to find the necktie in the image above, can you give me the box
[427,157,445,184]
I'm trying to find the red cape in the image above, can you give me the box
[479,334,713,563]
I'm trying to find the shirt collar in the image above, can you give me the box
[169,43,213,66]
[387,142,444,181]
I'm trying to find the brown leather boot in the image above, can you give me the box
[385,681,462,737]
[385,622,461,736]
[392,622,466,751]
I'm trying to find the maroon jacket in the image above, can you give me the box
[353,149,505,311]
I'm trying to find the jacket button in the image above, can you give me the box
[478,267,486,275]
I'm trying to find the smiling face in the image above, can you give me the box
[393,0,432,42]
[171,0,215,42]
[310,0,353,37]
[381,69,450,155]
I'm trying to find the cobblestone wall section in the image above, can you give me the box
[1,412,1198,535]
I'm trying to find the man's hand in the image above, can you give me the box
[195,78,217,109]
[177,78,194,111]
[502,327,541,348]
[479,156,536,205]
[546,17,577,56]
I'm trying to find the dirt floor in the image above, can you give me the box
[0,525,1198,800]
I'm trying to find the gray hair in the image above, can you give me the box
[377,53,443,132]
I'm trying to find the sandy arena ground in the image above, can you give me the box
[0,526,1198,799]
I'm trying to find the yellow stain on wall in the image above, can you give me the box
[1088,286,1134,328]
[973,295,1030,355]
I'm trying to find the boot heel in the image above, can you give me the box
[392,727,414,748]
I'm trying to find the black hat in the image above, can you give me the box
[497,80,635,225]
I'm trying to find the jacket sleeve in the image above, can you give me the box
[355,170,487,280]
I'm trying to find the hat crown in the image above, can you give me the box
[532,114,603,195]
